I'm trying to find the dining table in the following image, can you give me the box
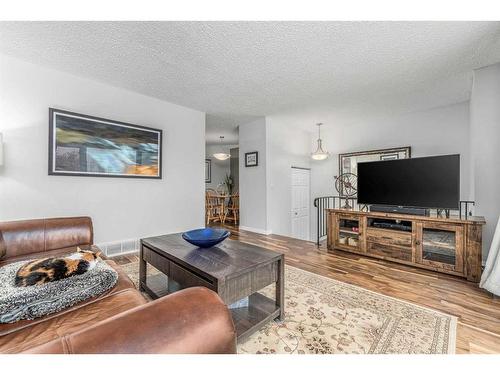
[207,193,236,224]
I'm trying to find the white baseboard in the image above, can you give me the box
[239,226,272,235]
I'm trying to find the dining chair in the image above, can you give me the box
[224,193,239,225]
[206,190,223,224]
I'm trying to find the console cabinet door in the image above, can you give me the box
[334,214,365,253]
[415,222,464,274]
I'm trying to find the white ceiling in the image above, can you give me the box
[1,21,500,144]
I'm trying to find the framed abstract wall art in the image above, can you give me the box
[48,108,162,178]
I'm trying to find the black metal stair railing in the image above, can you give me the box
[313,196,336,246]
[313,196,359,245]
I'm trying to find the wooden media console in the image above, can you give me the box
[327,209,485,282]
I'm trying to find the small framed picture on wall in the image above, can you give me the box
[205,159,211,183]
[245,151,258,167]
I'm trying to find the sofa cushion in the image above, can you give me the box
[0,288,146,353]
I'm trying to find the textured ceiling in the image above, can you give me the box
[1,21,500,143]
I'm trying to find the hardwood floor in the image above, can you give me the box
[113,224,500,354]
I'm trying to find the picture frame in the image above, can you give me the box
[245,151,258,167]
[48,108,162,179]
[205,159,211,183]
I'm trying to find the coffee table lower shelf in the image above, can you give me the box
[231,292,281,342]
[139,274,281,342]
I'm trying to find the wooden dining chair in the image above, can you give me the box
[206,190,223,224]
[224,193,239,225]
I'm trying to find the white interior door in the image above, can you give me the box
[291,168,311,241]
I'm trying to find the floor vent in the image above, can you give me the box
[97,238,139,257]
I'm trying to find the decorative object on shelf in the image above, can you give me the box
[181,228,230,248]
[459,200,475,220]
[48,108,162,178]
[205,159,211,183]
[436,208,451,219]
[480,216,500,296]
[334,173,357,197]
[311,123,329,160]
[334,173,357,209]
[213,136,231,161]
[348,237,358,247]
[0,132,4,166]
[245,151,258,167]
[338,146,411,190]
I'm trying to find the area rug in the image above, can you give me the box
[120,262,456,354]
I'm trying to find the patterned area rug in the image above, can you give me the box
[120,262,456,354]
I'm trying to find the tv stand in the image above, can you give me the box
[327,209,485,282]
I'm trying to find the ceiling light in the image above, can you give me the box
[213,136,231,160]
[311,123,329,161]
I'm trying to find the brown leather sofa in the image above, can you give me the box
[0,217,236,354]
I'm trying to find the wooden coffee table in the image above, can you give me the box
[139,233,285,342]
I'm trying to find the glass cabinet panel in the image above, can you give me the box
[337,217,361,249]
[417,222,464,272]
[422,228,456,265]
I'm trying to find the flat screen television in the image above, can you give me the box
[357,154,460,209]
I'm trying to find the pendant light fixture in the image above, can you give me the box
[311,123,329,161]
[213,136,231,161]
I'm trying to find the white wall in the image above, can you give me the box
[265,101,471,242]
[470,62,500,257]
[0,54,205,245]
[205,144,235,190]
[238,118,269,233]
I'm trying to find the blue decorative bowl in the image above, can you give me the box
[181,228,230,248]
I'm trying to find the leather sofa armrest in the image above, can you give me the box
[24,287,237,354]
